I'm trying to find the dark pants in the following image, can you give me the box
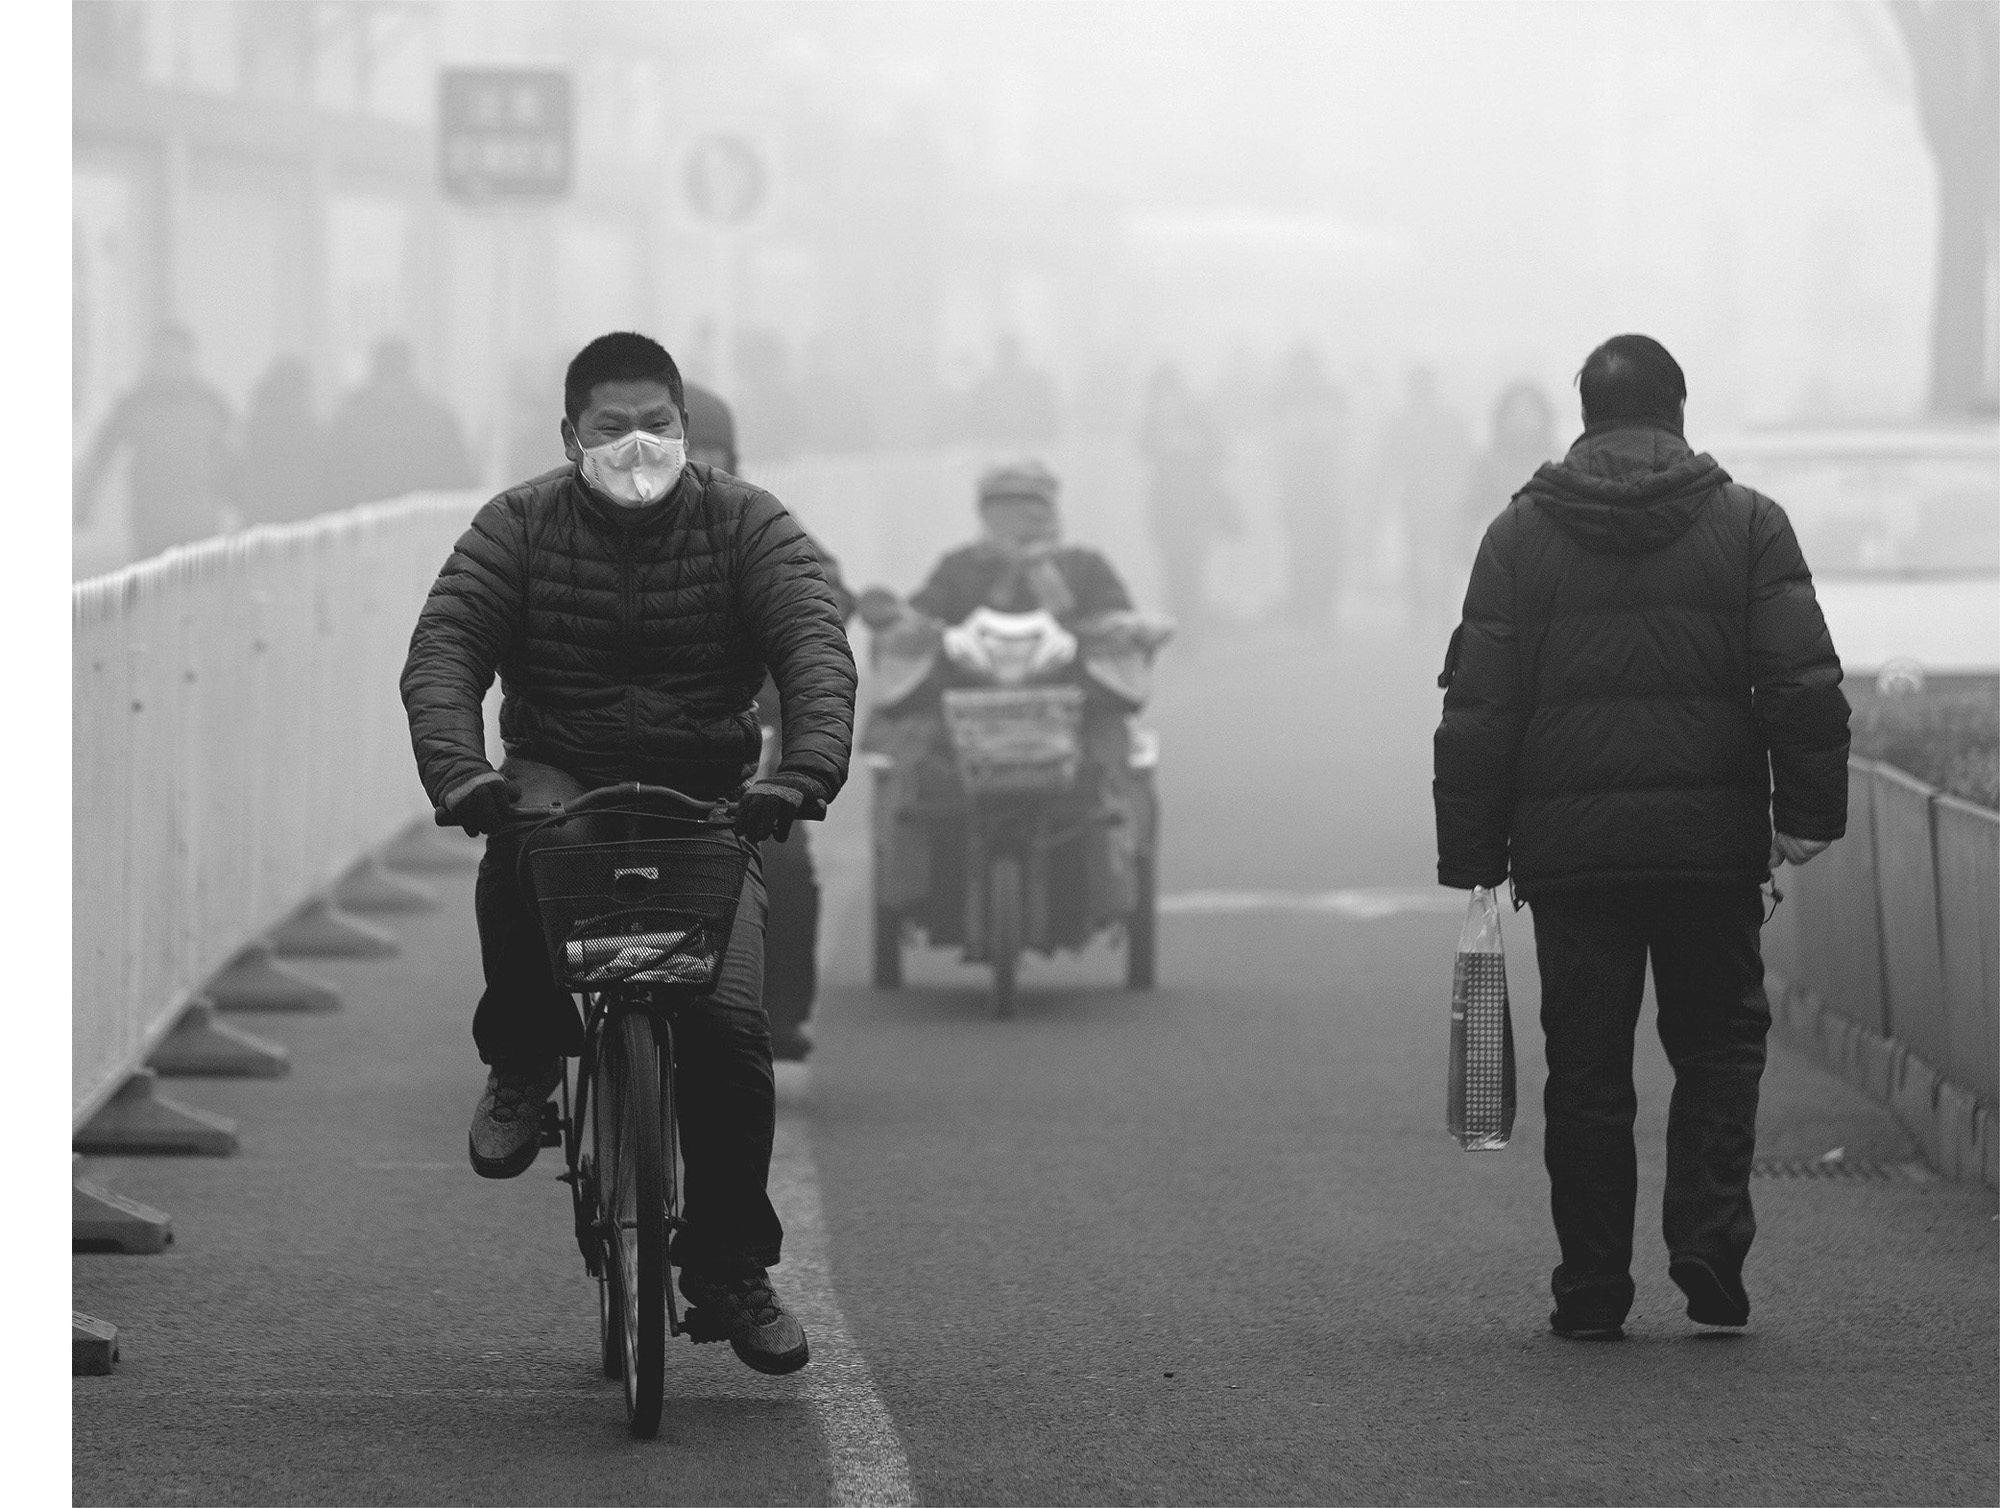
[472,756,783,1271]
[1529,883,1770,1323]
[760,825,819,1037]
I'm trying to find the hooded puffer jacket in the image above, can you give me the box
[401,462,857,813]
[1433,421,1849,896]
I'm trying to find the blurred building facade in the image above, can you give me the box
[75,0,1964,528]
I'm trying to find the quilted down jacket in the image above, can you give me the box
[1433,421,1850,897]
[401,462,857,813]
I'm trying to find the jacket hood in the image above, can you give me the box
[1521,422,1730,554]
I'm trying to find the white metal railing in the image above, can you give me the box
[71,492,484,1130]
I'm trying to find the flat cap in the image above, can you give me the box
[977,459,1060,506]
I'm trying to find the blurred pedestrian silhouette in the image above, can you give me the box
[1269,344,1350,628]
[505,352,570,486]
[74,323,236,559]
[1137,363,1237,644]
[1373,365,1472,634]
[321,337,477,508]
[1460,381,1557,556]
[231,356,324,525]
[961,335,1061,447]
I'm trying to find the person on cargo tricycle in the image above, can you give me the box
[855,460,1173,1014]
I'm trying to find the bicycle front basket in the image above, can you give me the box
[527,835,752,993]
[941,685,1086,795]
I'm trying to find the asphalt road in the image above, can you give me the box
[74,619,1998,1505]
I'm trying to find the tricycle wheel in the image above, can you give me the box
[1126,850,1157,991]
[872,904,903,990]
[988,856,1022,1019]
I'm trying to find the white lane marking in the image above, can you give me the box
[768,1108,916,1508]
[1159,888,1467,919]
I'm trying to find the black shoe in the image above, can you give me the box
[1549,1309,1625,1342]
[770,1021,814,1063]
[680,1262,810,1375]
[467,1060,561,1180]
[1670,1257,1750,1327]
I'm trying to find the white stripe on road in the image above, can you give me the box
[769,1098,916,1508]
[1160,887,1467,919]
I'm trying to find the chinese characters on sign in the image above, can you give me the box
[439,70,572,201]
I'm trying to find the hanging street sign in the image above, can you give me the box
[439,69,573,201]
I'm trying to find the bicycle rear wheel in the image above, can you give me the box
[593,1008,668,1437]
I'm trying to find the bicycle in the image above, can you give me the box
[437,780,753,1438]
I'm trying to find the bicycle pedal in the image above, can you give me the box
[538,1102,563,1148]
[681,1306,732,1343]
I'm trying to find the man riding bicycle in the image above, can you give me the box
[400,331,857,1376]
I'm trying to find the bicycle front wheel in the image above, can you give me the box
[593,1008,668,1437]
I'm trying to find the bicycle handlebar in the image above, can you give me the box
[434,781,737,830]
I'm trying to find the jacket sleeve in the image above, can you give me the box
[1072,549,1135,615]
[907,549,976,624]
[1746,491,1850,841]
[736,490,859,806]
[399,497,525,812]
[804,530,859,622]
[1433,510,1525,888]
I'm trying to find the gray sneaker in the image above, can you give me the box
[680,1263,810,1375]
[467,1060,562,1179]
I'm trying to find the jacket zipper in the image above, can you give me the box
[620,537,637,768]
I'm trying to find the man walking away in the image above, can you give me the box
[1433,334,1850,1340]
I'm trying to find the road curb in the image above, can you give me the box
[1769,970,1996,1189]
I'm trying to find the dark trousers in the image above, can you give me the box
[760,825,819,1035]
[472,756,784,1271]
[1529,883,1770,1322]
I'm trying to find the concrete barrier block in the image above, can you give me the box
[1933,1078,1996,1189]
[1859,1032,1903,1104]
[1983,1104,1998,1190]
[207,943,340,1012]
[73,1312,119,1375]
[73,1070,238,1156]
[74,1175,173,1253]
[382,821,482,873]
[147,998,289,1077]
[267,897,398,958]
[334,854,438,914]
[1886,1051,1943,1164]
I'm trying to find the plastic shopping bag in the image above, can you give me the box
[1447,886,1516,1150]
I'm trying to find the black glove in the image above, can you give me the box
[735,775,825,845]
[448,777,522,838]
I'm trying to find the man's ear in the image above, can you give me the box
[560,418,582,463]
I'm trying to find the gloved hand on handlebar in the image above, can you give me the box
[1026,623,1078,675]
[447,776,523,838]
[940,620,996,675]
[735,773,826,845]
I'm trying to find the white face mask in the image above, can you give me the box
[576,428,686,506]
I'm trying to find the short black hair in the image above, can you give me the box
[1576,334,1686,426]
[564,332,684,425]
